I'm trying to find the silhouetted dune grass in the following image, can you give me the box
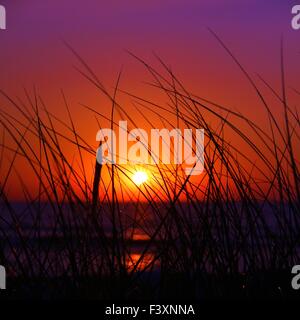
[0,37,299,299]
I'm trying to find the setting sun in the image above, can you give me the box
[132,171,148,186]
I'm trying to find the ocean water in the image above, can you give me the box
[0,201,298,277]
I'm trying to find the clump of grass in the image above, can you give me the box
[0,36,299,299]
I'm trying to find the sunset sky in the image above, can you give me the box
[0,0,298,98]
[0,0,299,200]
